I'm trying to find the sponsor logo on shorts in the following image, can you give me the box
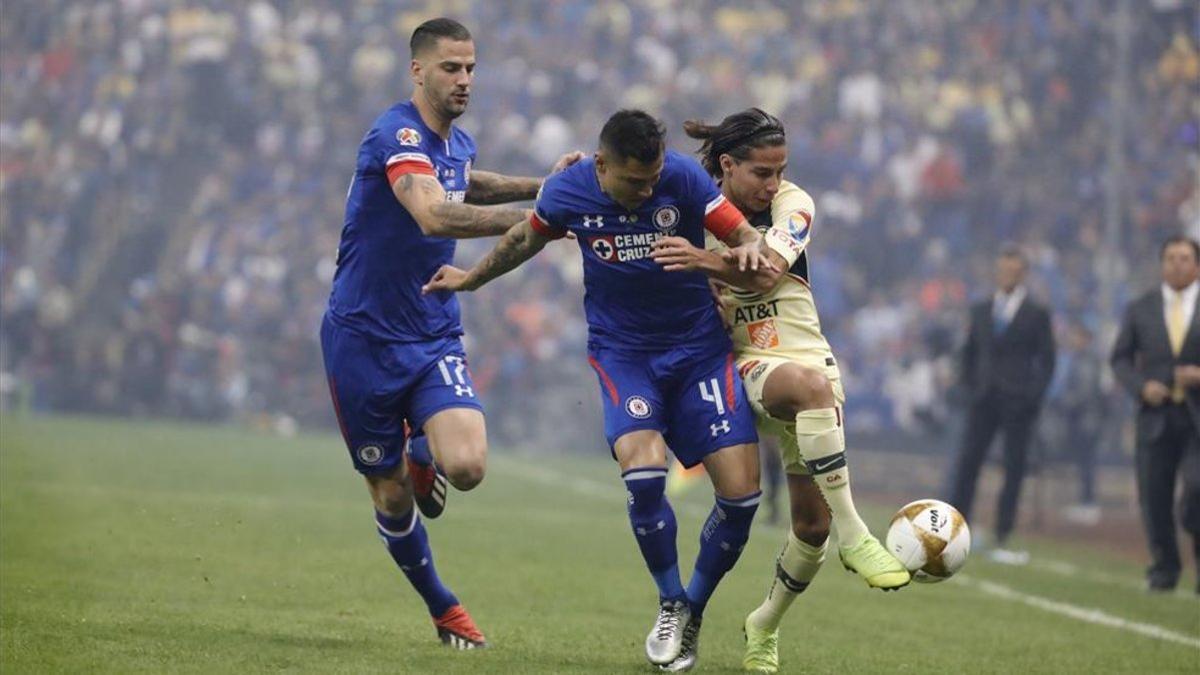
[396,127,421,146]
[357,444,385,466]
[747,319,780,349]
[652,205,680,232]
[737,359,761,378]
[625,395,652,419]
[749,362,769,381]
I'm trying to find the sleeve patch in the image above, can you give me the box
[396,127,422,146]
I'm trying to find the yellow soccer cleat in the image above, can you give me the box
[839,533,911,590]
[742,615,779,674]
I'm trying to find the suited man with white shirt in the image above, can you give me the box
[1111,235,1200,593]
[949,246,1056,552]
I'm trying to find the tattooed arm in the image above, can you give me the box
[464,170,541,204]
[464,151,586,205]
[392,172,528,238]
[421,219,552,294]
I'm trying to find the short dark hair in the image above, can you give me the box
[410,18,472,57]
[1160,234,1200,262]
[998,243,1027,266]
[683,108,786,178]
[599,110,666,164]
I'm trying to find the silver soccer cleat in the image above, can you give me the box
[658,616,701,672]
[645,599,691,665]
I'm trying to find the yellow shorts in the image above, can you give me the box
[736,353,845,475]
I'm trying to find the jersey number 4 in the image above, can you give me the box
[699,379,731,437]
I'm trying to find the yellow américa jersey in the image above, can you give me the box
[704,180,832,360]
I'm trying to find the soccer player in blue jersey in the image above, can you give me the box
[424,110,774,671]
[321,18,581,650]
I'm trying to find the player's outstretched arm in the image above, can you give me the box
[465,152,585,205]
[393,172,529,238]
[651,235,782,294]
[421,218,552,294]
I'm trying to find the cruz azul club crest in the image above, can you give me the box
[652,205,680,232]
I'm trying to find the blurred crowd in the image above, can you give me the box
[2,0,1197,454]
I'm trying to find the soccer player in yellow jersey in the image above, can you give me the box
[650,108,909,673]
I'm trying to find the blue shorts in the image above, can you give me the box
[587,343,758,468]
[320,313,483,474]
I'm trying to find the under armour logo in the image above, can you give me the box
[399,557,430,571]
[454,385,474,398]
[636,520,667,536]
[582,214,605,228]
[710,420,730,437]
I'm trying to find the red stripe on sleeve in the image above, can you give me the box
[704,199,745,240]
[386,161,436,185]
[529,212,567,240]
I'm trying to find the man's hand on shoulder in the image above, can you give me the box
[549,151,585,175]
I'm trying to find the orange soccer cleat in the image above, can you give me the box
[433,604,488,650]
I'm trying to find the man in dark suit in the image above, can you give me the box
[1111,235,1200,593]
[949,245,1056,557]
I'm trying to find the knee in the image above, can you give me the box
[791,512,831,547]
[441,439,487,491]
[372,479,413,517]
[793,369,835,410]
[773,368,835,417]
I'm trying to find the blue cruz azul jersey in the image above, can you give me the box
[530,150,746,352]
[328,100,475,342]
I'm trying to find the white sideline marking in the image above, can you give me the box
[497,456,1200,650]
[964,577,1200,650]
[1025,558,1193,600]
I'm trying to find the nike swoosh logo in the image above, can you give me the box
[814,458,840,472]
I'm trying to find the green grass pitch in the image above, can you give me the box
[2,415,1197,673]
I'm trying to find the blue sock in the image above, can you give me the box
[407,433,434,467]
[375,509,458,617]
[687,491,761,617]
[623,466,685,602]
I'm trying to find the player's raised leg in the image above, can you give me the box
[761,362,907,589]
[613,429,690,666]
[743,473,829,673]
[322,319,486,649]
[405,350,487,518]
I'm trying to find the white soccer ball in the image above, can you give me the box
[885,499,971,583]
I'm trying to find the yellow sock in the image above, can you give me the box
[747,531,826,631]
[794,407,869,545]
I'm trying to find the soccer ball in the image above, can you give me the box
[885,499,970,583]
